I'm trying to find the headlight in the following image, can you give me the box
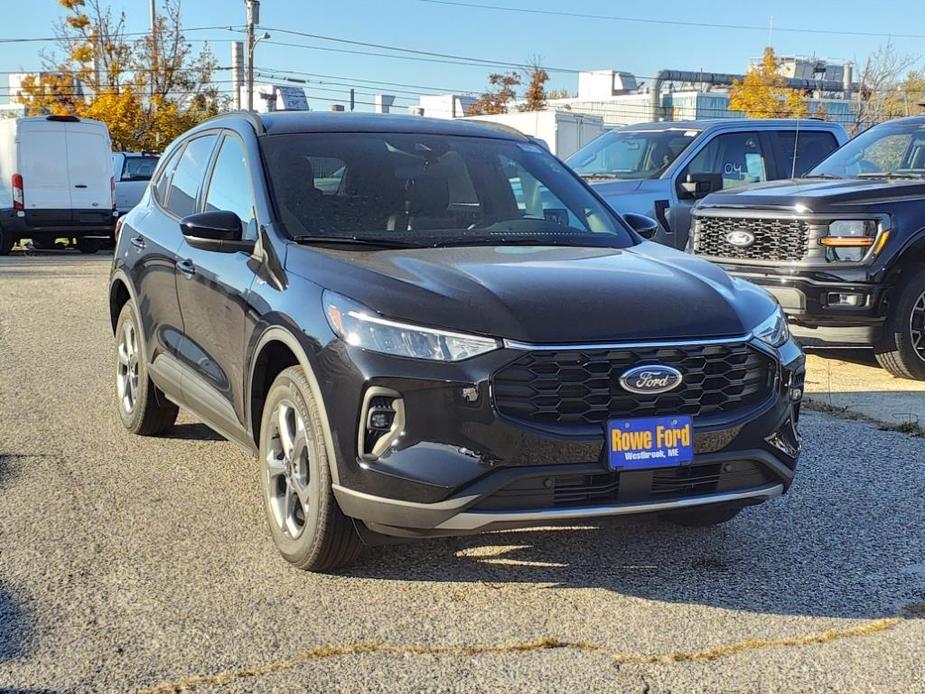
[753,305,790,348]
[821,220,878,262]
[323,291,500,361]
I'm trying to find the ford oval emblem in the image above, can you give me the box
[619,365,684,395]
[726,229,756,248]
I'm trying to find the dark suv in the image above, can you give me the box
[109,112,804,571]
[692,116,925,379]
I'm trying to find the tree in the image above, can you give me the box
[518,62,549,112]
[466,71,521,115]
[729,47,809,119]
[17,0,221,151]
[547,88,572,100]
[853,43,921,132]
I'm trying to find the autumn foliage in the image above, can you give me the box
[18,0,222,151]
[729,47,810,119]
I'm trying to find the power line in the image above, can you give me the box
[416,0,925,39]
[0,25,243,44]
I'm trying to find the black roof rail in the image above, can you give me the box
[46,115,80,122]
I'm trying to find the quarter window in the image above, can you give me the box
[166,134,218,218]
[204,136,258,239]
[687,132,768,189]
[152,146,182,206]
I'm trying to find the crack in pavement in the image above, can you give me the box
[133,617,901,693]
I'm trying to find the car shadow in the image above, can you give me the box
[350,420,925,621]
[0,583,31,663]
[804,346,878,368]
[162,422,225,442]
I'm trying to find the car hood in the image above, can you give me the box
[581,178,645,198]
[286,242,775,343]
[700,176,925,209]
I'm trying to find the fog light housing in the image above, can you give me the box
[358,387,405,460]
[826,292,867,308]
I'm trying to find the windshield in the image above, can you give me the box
[566,128,699,179]
[261,132,634,248]
[810,122,925,178]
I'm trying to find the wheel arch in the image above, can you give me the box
[247,326,342,485]
[108,270,136,334]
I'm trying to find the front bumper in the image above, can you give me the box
[318,334,804,538]
[716,264,887,345]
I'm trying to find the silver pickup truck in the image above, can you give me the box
[112,152,160,216]
[566,119,848,251]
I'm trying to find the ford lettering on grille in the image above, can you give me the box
[619,365,684,395]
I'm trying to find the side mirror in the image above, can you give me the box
[679,172,723,199]
[179,211,254,253]
[623,212,659,239]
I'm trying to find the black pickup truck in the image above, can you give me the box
[691,116,925,380]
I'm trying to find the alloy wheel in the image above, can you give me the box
[265,399,312,539]
[911,290,925,362]
[116,321,140,414]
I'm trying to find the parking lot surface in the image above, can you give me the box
[1,252,924,693]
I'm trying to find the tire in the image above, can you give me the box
[114,302,178,435]
[76,237,102,254]
[874,265,925,380]
[660,504,742,527]
[0,227,13,255]
[259,366,362,571]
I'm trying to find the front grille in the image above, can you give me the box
[493,343,772,429]
[470,461,775,511]
[694,216,810,262]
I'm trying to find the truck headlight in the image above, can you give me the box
[821,220,878,262]
[323,291,500,361]
[753,305,790,348]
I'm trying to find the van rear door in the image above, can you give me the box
[18,119,72,212]
[65,121,112,212]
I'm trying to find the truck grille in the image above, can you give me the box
[493,342,772,429]
[694,216,810,262]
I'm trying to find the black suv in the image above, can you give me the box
[109,112,804,570]
[692,116,925,379]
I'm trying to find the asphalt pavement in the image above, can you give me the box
[1,251,924,693]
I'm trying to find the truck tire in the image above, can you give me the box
[660,504,742,527]
[115,302,178,435]
[259,366,362,571]
[76,237,102,254]
[874,266,925,380]
[0,227,13,255]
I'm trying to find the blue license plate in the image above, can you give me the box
[607,416,694,470]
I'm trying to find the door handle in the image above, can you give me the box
[130,236,146,250]
[74,184,88,189]
[177,259,196,277]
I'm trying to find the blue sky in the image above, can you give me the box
[1,0,922,109]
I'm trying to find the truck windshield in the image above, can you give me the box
[261,132,635,249]
[810,122,925,179]
[566,129,699,180]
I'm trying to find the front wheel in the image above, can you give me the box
[0,227,14,255]
[259,366,361,571]
[875,266,925,380]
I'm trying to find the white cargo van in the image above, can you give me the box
[0,115,116,254]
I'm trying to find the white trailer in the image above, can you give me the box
[463,110,604,159]
[0,115,115,254]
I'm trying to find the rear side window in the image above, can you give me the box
[152,147,182,205]
[166,135,218,218]
[774,131,839,177]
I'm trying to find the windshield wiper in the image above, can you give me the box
[802,173,842,179]
[292,235,421,249]
[579,172,619,180]
[857,171,925,179]
[432,236,618,248]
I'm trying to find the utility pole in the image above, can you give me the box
[245,0,259,111]
[150,0,157,100]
